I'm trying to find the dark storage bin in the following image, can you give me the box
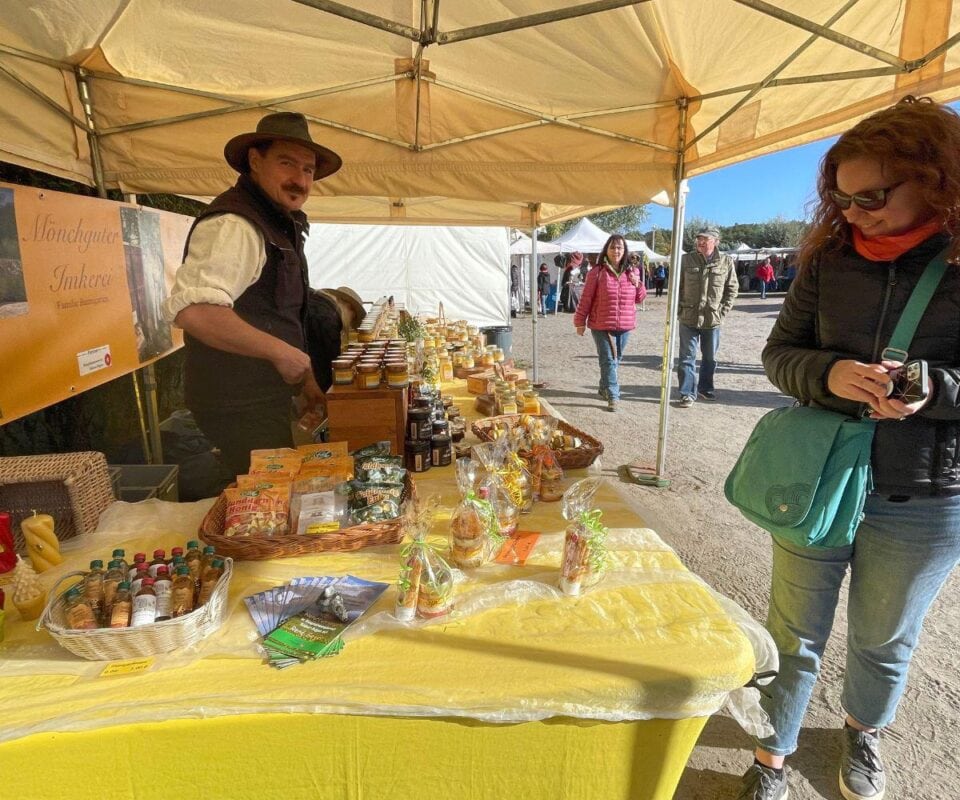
[111,464,179,502]
[481,325,513,359]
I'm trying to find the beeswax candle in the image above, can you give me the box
[21,512,62,573]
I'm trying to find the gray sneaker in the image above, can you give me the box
[736,764,788,800]
[598,387,608,400]
[840,725,885,800]
[607,398,617,412]
[679,395,695,408]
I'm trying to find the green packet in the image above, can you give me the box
[263,612,346,660]
[342,480,404,510]
[355,455,405,485]
[351,499,401,524]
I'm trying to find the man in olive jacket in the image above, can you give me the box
[676,227,739,406]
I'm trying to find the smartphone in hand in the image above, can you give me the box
[886,359,929,404]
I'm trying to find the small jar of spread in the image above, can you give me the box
[430,434,452,467]
[407,406,433,441]
[385,362,409,388]
[432,419,450,437]
[355,362,382,389]
[405,438,431,473]
[332,358,355,385]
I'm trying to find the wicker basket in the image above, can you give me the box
[37,558,234,661]
[0,452,115,552]
[198,473,415,560]
[471,414,604,470]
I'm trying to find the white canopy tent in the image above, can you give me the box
[549,217,668,261]
[3,0,960,481]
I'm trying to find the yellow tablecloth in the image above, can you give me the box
[0,383,756,800]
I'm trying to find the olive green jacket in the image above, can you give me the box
[677,249,738,328]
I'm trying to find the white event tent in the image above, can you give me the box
[3,1,960,480]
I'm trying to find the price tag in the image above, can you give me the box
[100,657,154,677]
[494,531,541,565]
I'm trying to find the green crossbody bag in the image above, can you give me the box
[724,249,950,548]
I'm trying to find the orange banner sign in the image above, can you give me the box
[0,182,192,424]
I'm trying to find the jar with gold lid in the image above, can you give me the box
[385,362,409,388]
[332,358,355,385]
[355,362,382,389]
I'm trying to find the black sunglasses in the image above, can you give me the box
[828,181,905,211]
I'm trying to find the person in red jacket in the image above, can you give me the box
[574,234,647,412]
[755,256,775,299]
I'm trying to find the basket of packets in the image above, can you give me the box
[199,444,415,560]
[471,413,603,470]
[37,558,234,661]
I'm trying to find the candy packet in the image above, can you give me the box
[558,478,608,596]
[223,485,290,537]
[395,496,454,621]
[524,416,564,502]
[471,442,520,536]
[449,458,501,569]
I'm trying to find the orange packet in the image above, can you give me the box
[248,454,302,480]
[494,531,541,565]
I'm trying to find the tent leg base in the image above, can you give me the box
[618,463,670,488]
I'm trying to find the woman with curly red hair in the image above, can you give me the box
[736,96,960,800]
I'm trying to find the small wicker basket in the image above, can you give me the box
[471,414,604,470]
[198,473,415,560]
[37,559,234,661]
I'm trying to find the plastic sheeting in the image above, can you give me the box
[305,224,509,328]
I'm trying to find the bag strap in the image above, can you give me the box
[882,246,951,361]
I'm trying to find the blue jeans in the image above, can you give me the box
[755,494,960,756]
[590,329,629,400]
[677,323,720,398]
[760,280,768,299]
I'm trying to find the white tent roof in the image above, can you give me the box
[3,2,960,225]
[549,217,612,252]
[510,231,562,255]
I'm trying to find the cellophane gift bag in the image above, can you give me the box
[559,478,608,596]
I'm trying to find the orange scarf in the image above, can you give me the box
[852,218,943,261]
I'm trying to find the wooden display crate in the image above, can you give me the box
[325,383,408,456]
[466,366,527,395]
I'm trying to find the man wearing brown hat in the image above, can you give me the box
[163,111,342,480]
[675,227,738,407]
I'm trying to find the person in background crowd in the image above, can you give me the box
[163,111,341,480]
[627,253,648,310]
[559,251,583,312]
[537,263,550,316]
[574,235,646,412]
[652,261,668,296]
[735,95,960,800]
[755,256,775,299]
[676,227,739,407]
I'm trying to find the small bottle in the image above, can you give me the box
[197,558,225,607]
[168,546,184,569]
[130,563,150,596]
[184,540,202,586]
[127,552,147,582]
[109,581,132,628]
[111,548,129,578]
[153,565,173,622]
[130,577,157,627]
[83,559,106,621]
[169,555,187,578]
[148,549,167,578]
[64,586,97,630]
[171,566,195,618]
[101,559,126,623]
[199,545,217,574]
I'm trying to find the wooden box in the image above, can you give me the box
[325,383,408,456]
[466,367,528,395]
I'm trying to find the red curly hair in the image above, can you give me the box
[800,96,960,266]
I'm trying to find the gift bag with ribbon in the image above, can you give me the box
[559,478,608,596]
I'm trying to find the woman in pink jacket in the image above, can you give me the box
[574,235,647,412]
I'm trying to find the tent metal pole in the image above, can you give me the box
[652,100,690,483]
[290,0,421,41]
[530,222,540,383]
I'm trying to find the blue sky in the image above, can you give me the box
[644,137,835,232]
[644,100,960,232]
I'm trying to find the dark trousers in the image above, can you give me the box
[191,399,294,483]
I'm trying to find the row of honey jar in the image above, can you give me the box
[332,342,410,389]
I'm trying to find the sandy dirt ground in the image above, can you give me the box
[511,291,960,800]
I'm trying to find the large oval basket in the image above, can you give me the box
[471,414,603,470]
[198,472,415,560]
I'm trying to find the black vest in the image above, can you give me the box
[182,175,310,410]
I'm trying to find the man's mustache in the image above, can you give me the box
[282,183,307,196]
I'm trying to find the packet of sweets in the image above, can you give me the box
[524,416,564,502]
[395,496,454,621]
[249,453,302,480]
[355,455,406,485]
[449,458,501,569]
[472,442,520,535]
[223,486,290,537]
[558,478,608,596]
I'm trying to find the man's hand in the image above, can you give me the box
[576,326,586,336]
[272,342,312,385]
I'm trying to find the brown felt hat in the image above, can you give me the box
[224,112,342,180]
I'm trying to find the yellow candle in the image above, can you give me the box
[21,512,62,573]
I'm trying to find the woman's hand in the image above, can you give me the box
[827,359,931,420]
[576,326,586,336]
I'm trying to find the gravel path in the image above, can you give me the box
[511,292,960,800]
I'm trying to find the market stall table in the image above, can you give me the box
[0,381,757,800]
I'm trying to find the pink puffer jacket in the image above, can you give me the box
[574,263,647,331]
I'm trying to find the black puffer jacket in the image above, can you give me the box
[762,232,960,496]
